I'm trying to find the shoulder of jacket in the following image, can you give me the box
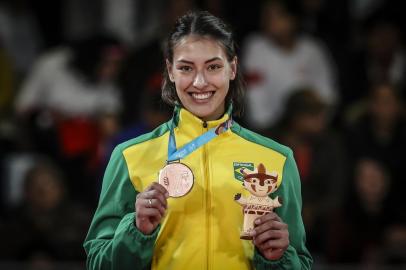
[116,120,171,152]
[231,122,293,158]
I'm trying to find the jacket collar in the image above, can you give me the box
[172,104,233,137]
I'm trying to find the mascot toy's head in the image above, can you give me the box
[241,163,278,197]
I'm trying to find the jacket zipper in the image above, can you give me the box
[202,121,211,270]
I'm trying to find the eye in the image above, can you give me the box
[208,64,222,71]
[265,180,271,185]
[178,65,193,72]
[252,179,257,183]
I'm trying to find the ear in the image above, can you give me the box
[229,56,237,80]
[166,59,175,82]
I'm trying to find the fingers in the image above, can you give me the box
[252,212,289,260]
[253,227,286,244]
[137,197,166,216]
[137,182,169,208]
[255,212,282,225]
[253,225,289,250]
[251,212,284,236]
[137,207,163,221]
[254,235,289,251]
[145,182,170,197]
[262,248,285,261]
[142,190,168,209]
[135,182,169,218]
[135,206,163,235]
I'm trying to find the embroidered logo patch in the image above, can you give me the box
[233,162,254,181]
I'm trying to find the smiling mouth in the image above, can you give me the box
[190,91,214,100]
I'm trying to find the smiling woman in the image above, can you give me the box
[84,10,312,270]
[161,12,245,119]
[166,36,236,121]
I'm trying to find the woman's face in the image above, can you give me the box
[167,36,236,121]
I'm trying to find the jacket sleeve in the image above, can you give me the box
[253,150,313,269]
[83,145,159,269]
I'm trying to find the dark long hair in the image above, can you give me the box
[161,10,245,116]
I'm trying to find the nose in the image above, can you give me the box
[193,72,208,89]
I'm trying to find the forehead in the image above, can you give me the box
[173,35,227,62]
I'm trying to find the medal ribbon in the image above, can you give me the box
[167,117,232,162]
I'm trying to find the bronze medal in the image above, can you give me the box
[159,162,194,197]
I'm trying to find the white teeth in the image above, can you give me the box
[191,92,213,100]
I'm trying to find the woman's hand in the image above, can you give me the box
[251,212,289,261]
[135,182,169,235]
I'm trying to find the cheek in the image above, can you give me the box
[208,71,230,87]
[174,77,193,96]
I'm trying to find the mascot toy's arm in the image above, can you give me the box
[234,193,247,206]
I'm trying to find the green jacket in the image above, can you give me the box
[84,107,313,269]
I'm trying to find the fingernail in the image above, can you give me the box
[250,230,256,236]
[255,219,261,225]
[165,192,169,198]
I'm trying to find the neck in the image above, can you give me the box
[200,111,225,122]
[195,104,227,122]
[175,106,231,132]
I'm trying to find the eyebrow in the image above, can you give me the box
[176,57,223,64]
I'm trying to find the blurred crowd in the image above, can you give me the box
[1,0,405,268]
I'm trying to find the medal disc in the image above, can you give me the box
[159,163,194,197]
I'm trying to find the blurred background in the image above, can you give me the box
[0,0,405,269]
